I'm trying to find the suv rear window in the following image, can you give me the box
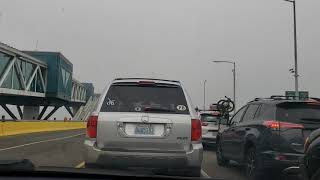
[100,83,189,114]
[276,102,320,128]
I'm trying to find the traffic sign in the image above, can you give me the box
[285,91,309,100]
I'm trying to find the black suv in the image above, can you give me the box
[216,96,320,180]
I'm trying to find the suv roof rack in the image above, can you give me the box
[250,96,320,105]
[251,95,298,102]
[114,78,180,83]
[252,97,272,101]
[270,95,297,100]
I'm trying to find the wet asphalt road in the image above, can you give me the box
[0,129,249,180]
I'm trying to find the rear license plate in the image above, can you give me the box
[135,124,154,135]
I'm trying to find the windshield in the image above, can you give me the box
[0,0,319,179]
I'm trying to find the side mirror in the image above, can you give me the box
[195,107,199,112]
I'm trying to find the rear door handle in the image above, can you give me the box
[245,128,250,131]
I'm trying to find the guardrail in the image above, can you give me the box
[0,121,86,137]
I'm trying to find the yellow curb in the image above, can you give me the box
[0,121,86,137]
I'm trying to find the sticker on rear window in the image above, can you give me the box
[106,98,115,106]
[177,105,187,111]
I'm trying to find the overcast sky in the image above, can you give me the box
[0,0,319,118]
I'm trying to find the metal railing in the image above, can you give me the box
[73,94,100,121]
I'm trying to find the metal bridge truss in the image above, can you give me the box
[0,43,89,120]
[0,43,47,97]
[36,80,87,120]
[71,79,86,103]
[0,43,49,120]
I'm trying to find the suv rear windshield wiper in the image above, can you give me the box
[143,107,175,113]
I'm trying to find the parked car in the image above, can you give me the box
[200,111,227,146]
[84,78,203,177]
[216,96,320,180]
[300,128,320,180]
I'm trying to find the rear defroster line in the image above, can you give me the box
[0,133,85,152]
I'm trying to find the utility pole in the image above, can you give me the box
[232,62,236,113]
[212,60,236,114]
[203,80,207,110]
[284,0,299,98]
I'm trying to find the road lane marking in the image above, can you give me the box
[75,161,85,168]
[0,133,85,152]
[201,169,210,178]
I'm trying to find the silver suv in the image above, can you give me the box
[84,78,203,177]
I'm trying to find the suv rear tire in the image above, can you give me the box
[216,140,229,166]
[245,147,264,180]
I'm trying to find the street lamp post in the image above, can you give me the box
[212,60,236,114]
[203,80,207,110]
[284,0,299,98]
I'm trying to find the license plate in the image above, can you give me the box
[135,124,154,135]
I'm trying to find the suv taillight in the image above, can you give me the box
[87,115,98,138]
[192,119,202,141]
[263,120,304,130]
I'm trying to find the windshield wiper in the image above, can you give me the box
[0,159,35,171]
[144,107,175,113]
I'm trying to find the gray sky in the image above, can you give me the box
[0,0,320,118]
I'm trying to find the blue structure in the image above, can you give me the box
[81,83,94,101]
[23,51,73,101]
[0,42,94,120]
[0,45,47,97]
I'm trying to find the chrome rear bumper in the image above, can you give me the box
[84,139,203,169]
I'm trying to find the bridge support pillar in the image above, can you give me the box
[17,106,23,119]
[43,106,60,120]
[1,105,18,120]
[37,106,48,120]
[64,105,74,118]
[72,105,81,117]
[23,106,40,120]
